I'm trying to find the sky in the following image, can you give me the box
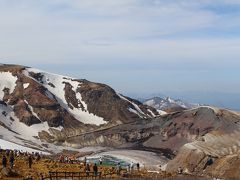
[0,0,240,109]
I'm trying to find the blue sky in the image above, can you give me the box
[0,0,240,109]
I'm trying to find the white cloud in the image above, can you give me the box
[0,0,239,67]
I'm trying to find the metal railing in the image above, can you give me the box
[40,171,103,180]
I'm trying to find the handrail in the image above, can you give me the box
[40,171,103,180]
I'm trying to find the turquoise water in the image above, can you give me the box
[86,155,129,167]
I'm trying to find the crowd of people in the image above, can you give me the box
[1,146,142,178]
[1,147,42,169]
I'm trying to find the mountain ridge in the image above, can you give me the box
[0,64,159,152]
[143,96,200,113]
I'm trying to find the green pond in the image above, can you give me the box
[86,155,130,167]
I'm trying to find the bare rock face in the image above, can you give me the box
[205,154,240,179]
[13,100,41,126]
[78,79,157,124]
[166,147,208,173]
[143,107,240,152]
[159,107,240,178]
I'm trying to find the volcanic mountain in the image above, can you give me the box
[0,64,159,152]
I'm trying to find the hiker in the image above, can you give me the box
[59,155,64,163]
[130,162,134,173]
[6,149,10,156]
[178,166,183,174]
[9,152,14,168]
[84,157,87,166]
[116,162,121,175]
[2,155,7,168]
[127,164,131,172]
[36,153,41,161]
[65,156,68,163]
[28,155,33,168]
[99,157,102,165]
[85,163,90,176]
[136,163,140,171]
[93,163,98,176]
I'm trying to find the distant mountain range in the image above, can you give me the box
[142,96,200,113]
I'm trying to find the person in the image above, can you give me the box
[6,149,10,157]
[65,156,68,163]
[84,157,87,166]
[136,163,140,171]
[28,155,33,168]
[99,157,102,165]
[178,166,183,174]
[127,164,131,172]
[93,163,98,177]
[2,155,7,168]
[9,152,14,169]
[36,153,41,161]
[116,162,121,175]
[130,162,134,173]
[85,163,90,176]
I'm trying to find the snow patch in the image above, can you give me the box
[0,72,18,100]
[128,108,143,118]
[24,100,41,120]
[147,109,155,117]
[23,83,30,89]
[118,93,149,117]
[0,139,49,154]
[157,110,167,115]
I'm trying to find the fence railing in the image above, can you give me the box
[40,171,103,180]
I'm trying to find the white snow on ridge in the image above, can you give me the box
[23,83,30,89]
[0,72,18,100]
[24,68,107,126]
[0,139,49,154]
[24,100,41,120]
[147,109,156,117]
[145,99,155,107]
[118,93,152,118]
[157,110,167,116]
[128,108,143,118]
